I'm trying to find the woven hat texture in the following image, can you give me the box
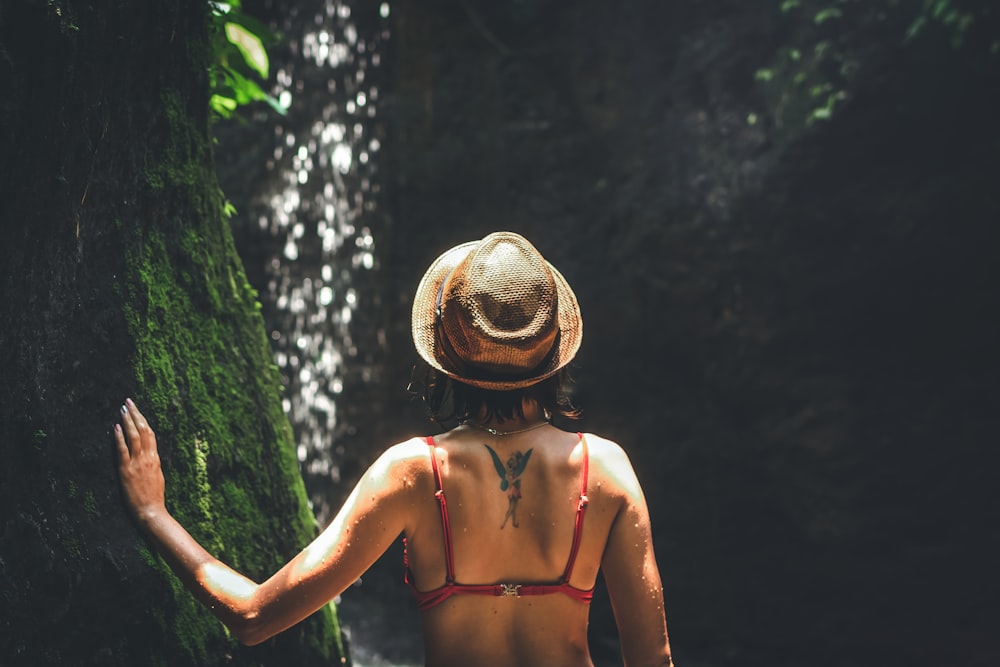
[411,232,582,390]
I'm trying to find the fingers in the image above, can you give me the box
[126,398,151,434]
[113,423,130,463]
[119,398,157,458]
[121,401,140,455]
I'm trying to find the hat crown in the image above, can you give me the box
[439,235,559,376]
[412,231,582,390]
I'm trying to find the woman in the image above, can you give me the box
[115,232,674,666]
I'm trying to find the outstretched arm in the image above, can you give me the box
[115,399,413,645]
[598,439,675,667]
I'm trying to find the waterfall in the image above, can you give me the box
[220,4,426,663]
[225,0,391,524]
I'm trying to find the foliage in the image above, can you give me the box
[756,0,997,135]
[904,0,979,48]
[208,0,286,119]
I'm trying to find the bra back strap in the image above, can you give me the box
[426,436,456,583]
[560,433,590,583]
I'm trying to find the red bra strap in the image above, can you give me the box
[426,436,456,583]
[560,433,590,583]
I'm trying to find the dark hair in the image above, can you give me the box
[412,365,580,428]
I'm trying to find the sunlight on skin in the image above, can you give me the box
[302,448,403,570]
[198,561,257,606]
[300,494,355,572]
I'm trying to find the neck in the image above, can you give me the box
[466,417,549,437]
[476,400,547,423]
[468,401,550,435]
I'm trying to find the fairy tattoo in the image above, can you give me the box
[485,444,533,528]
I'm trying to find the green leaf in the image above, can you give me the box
[225,22,269,79]
[210,94,238,118]
[754,68,775,82]
[215,67,288,116]
[780,0,801,12]
[222,11,281,47]
[931,0,950,20]
[904,16,927,42]
[208,2,285,122]
[219,66,267,104]
[210,1,242,16]
[814,8,843,24]
[810,106,833,122]
[263,94,290,116]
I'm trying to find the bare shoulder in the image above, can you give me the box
[580,432,643,501]
[373,436,433,466]
[366,437,435,488]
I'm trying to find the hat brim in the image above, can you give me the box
[411,239,582,390]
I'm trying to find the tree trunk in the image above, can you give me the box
[0,2,344,664]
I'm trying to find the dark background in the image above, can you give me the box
[220,1,1000,665]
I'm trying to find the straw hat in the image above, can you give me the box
[411,232,582,390]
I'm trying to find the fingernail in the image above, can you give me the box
[121,404,127,414]
[115,424,122,433]
[126,398,135,407]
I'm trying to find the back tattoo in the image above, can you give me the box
[485,444,534,528]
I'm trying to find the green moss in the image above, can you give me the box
[111,4,344,658]
[121,60,342,663]
[83,491,99,518]
[137,541,158,569]
[62,535,81,559]
[165,574,220,665]
[144,89,206,192]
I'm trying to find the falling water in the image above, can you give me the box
[219,3,426,663]
[227,0,391,524]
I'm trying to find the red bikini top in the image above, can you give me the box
[405,433,595,611]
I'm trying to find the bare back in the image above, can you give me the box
[400,425,663,667]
